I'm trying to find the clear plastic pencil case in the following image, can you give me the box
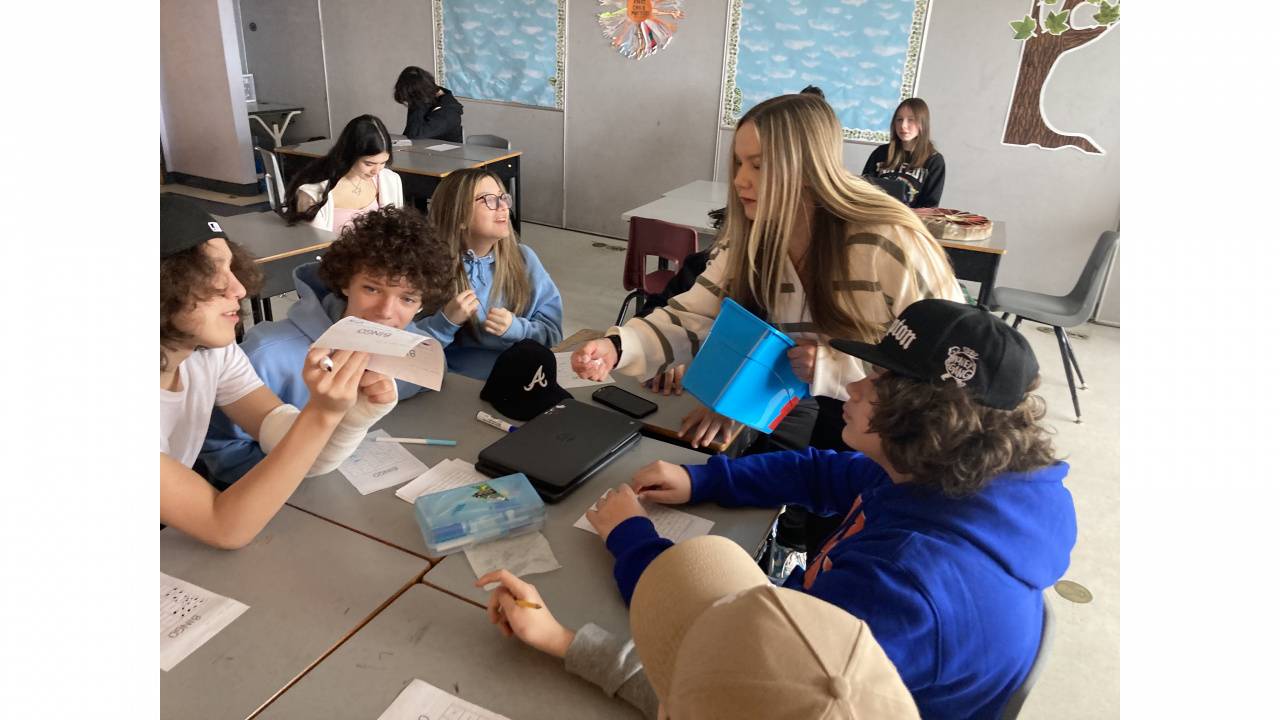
[413,473,548,556]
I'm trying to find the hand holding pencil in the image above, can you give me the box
[476,570,575,660]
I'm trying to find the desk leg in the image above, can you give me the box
[974,255,1002,307]
[262,297,274,322]
[250,296,264,324]
[486,156,520,234]
[250,111,302,148]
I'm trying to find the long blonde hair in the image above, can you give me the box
[428,168,530,336]
[722,93,955,343]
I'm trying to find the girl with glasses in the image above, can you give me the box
[419,167,563,380]
[284,115,404,233]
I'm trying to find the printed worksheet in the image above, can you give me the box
[426,143,459,151]
[160,573,249,671]
[574,493,715,543]
[554,351,614,389]
[396,458,490,503]
[311,317,446,390]
[377,678,512,720]
[339,429,429,495]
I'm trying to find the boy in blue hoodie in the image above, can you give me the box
[583,299,1077,720]
[200,206,453,484]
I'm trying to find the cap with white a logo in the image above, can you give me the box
[829,299,1038,410]
[480,339,571,421]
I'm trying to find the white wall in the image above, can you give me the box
[160,0,257,185]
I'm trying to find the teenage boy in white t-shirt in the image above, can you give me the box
[159,196,396,548]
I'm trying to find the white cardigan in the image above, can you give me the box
[295,168,404,232]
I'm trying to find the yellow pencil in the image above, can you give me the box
[515,599,542,610]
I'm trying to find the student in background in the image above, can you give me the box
[799,84,825,98]
[284,115,403,233]
[200,206,453,485]
[861,98,946,208]
[573,93,961,449]
[476,536,920,720]
[394,66,464,143]
[586,299,1076,720]
[419,167,563,380]
[160,196,395,549]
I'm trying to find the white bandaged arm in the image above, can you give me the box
[257,395,397,477]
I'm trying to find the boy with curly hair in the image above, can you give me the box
[584,299,1077,720]
[201,205,453,484]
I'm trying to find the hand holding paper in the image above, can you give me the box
[312,316,444,391]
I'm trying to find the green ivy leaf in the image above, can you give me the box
[1043,10,1070,34]
[1093,1,1120,25]
[1010,15,1037,40]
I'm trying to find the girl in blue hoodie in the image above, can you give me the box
[420,168,563,380]
[585,299,1077,720]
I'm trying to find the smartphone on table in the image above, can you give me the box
[591,385,658,419]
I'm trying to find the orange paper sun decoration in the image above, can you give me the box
[597,0,685,59]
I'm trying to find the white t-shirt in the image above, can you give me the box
[161,344,264,468]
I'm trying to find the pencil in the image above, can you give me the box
[375,437,457,446]
[515,599,542,610]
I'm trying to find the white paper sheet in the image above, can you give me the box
[395,458,490,503]
[553,351,614,388]
[312,317,445,390]
[338,429,429,495]
[575,494,715,543]
[160,573,249,671]
[392,138,412,147]
[464,531,561,590]
[377,679,512,720]
[425,143,459,151]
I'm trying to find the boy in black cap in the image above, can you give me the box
[160,196,397,549]
[584,299,1078,720]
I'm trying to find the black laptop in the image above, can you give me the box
[475,399,642,503]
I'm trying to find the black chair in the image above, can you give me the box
[989,231,1119,423]
[1000,595,1056,719]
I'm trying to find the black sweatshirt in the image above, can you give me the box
[403,89,464,143]
[860,144,946,208]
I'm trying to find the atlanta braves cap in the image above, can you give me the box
[830,299,1039,410]
[480,339,572,421]
[161,195,229,259]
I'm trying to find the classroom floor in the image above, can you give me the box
[249,218,1121,720]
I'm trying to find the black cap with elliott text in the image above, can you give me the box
[830,299,1038,410]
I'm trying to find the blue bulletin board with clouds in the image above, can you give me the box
[434,0,566,110]
[723,0,931,141]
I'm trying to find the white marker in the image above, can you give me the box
[319,356,334,372]
[375,436,457,447]
[476,411,516,433]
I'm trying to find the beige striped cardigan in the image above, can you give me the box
[611,224,962,401]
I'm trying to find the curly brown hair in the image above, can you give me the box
[869,373,1059,497]
[317,205,453,315]
[160,240,263,371]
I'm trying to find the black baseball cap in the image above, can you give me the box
[161,195,229,259]
[830,299,1039,410]
[480,339,572,421]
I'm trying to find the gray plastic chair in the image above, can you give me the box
[1000,595,1056,720]
[989,231,1119,423]
[256,147,287,213]
[464,133,511,149]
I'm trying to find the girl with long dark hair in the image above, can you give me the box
[284,115,403,233]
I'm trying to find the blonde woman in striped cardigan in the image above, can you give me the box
[574,93,962,447]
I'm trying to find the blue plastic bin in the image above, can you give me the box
[682,298,809,433]
[413,473,547,556]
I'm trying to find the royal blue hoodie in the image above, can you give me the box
[605,448,1076,720]
[419,244,563,381]
[199,262,429,484]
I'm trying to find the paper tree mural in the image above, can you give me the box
[597,0,684,59]
[1003,0,1120,154]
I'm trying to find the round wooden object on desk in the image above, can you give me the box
[913,208,994,242]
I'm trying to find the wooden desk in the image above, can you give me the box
[246,101,303,148]
[256,584,642,719]
[212,212,336,323]
[160,505,430,720]
[936,221,1007,307]
[276,142,524,233]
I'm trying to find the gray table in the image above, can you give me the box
[160,505,431,720]
[286,373,778,637]
[212,212,336,323]
[256,584,643,720]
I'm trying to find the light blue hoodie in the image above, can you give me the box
[419,244,563,380]
[198,262,429,484]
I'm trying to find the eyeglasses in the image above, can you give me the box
[474,193,513,211]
